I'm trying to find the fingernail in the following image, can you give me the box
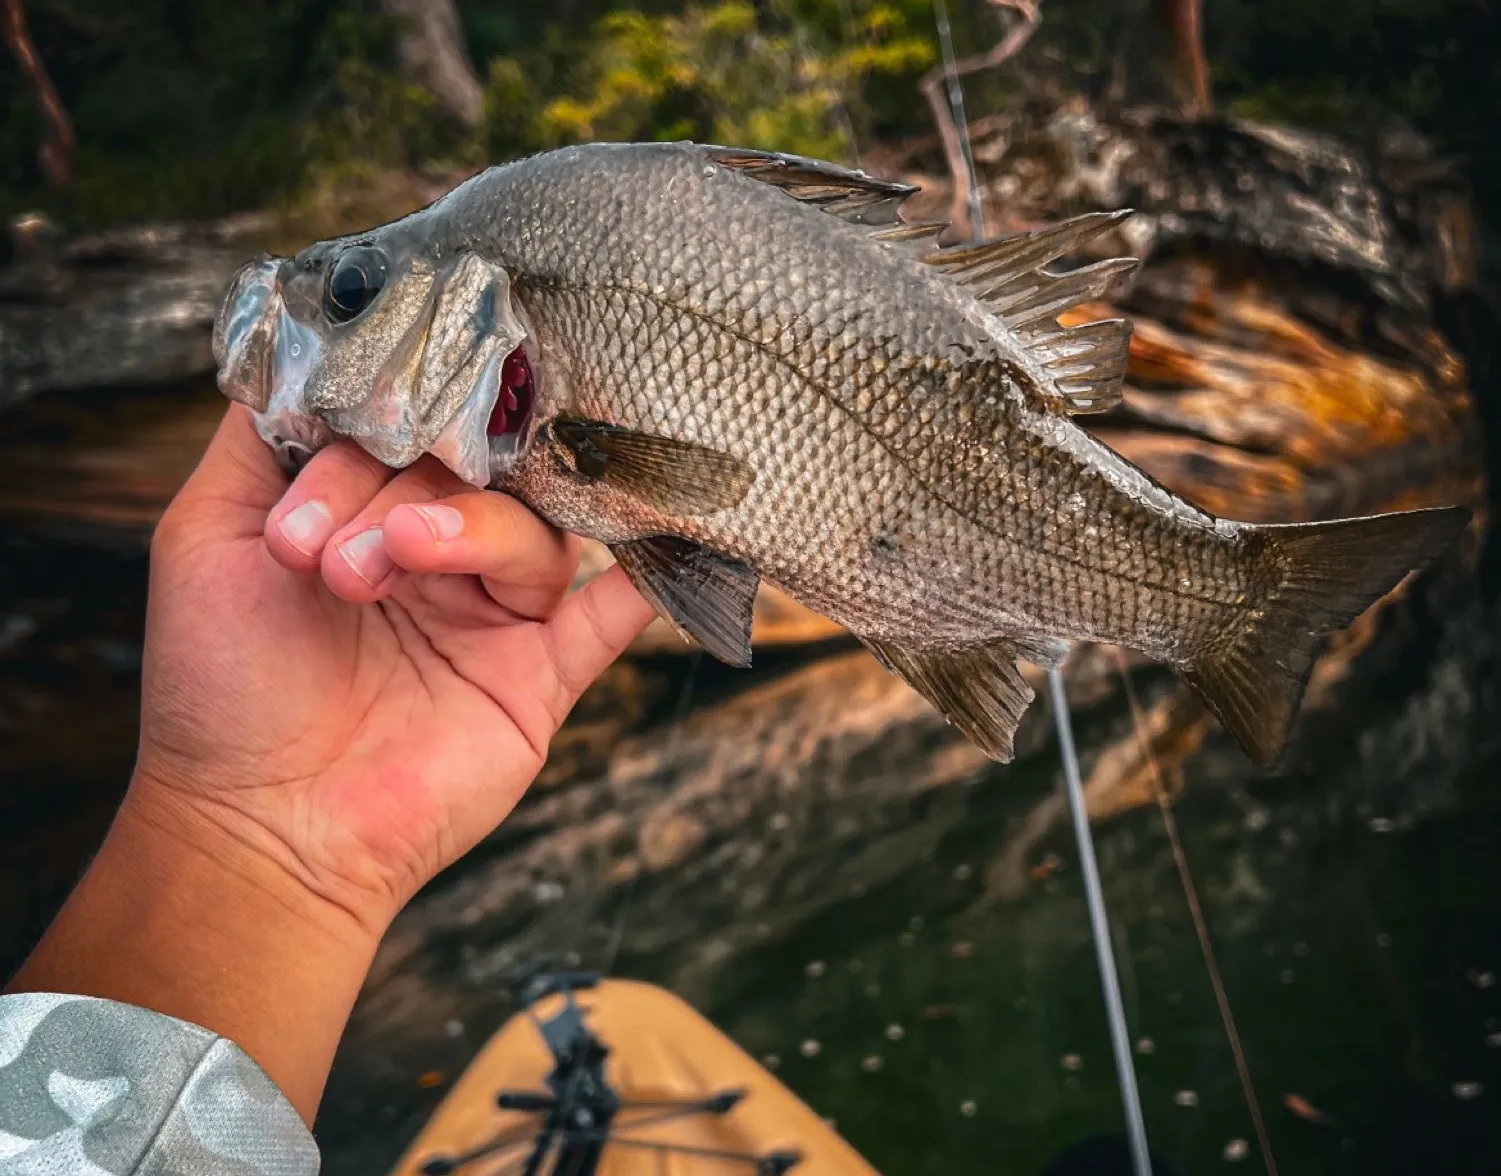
[412,503,464,543]
[339,527,392,587]
[277,499,333,555]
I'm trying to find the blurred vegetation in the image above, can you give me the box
[0,0,1498,232]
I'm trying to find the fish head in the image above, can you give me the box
[212,222,536,487]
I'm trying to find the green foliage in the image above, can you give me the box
[0,0,453,229]
[2,0,1498,231]
[481,0,935,165]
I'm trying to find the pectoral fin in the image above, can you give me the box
[862,636,1065,762]
[552,418,755,515]
[612,536,759,667]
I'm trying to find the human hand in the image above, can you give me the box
[7,404,651,1119]
[136,404,653,936]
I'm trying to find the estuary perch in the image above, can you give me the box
[213,141,1468,768]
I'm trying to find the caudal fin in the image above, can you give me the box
[1182,505,1470,770]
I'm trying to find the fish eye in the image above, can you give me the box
[324,245,389,323]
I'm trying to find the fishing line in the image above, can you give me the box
[1048,666,1153,1176]
[601,649,703,976]
[933,14,1149,1166]
[1110,649,1280,1176]
[931,0,986,236]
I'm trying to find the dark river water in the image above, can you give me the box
[5,520,1497,1176]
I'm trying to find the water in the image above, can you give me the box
[310,569,1494,1175]
[2,522,1499,1175]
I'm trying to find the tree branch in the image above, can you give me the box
[919,0,1042,237]
[1,0,73,189]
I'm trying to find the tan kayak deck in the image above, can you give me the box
[387,978,880,1176]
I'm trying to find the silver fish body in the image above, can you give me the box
[214,141,1468,767]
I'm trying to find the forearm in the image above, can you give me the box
[4,779,384,1124]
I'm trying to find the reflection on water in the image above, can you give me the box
[708,744,1501,1176]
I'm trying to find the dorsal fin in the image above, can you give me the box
[923,210,1131,285]
[1028,317,1134,413]
[704,145,918,226]
[924,209,1138,415]
[706,144,1137,416]
[869,220,948,254]
[978,257,1139,335]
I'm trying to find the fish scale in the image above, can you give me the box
[214,140,1468,768]
[523,271,1210,650]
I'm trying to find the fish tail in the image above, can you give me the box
[1180,505,1470,770]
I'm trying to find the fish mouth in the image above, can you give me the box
[215,256,334,473]
[426,336,538,488]
[212,249,533,487]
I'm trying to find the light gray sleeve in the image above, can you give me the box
[0,993,319,1175]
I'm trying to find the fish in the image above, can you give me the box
[212,140,1469,769]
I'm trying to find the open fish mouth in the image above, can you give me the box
[425,327,538,489]
[212,251,534,487]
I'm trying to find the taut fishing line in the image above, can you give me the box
[931,0,986,236]
[602,649,703,976]
[1111,648,1281,1176]
[1049,666,1154,1176]
[930,4,1153,1165]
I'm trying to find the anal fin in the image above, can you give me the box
[612,536,759,668]
[862,637,1062,762]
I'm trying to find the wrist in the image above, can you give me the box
[124,762,399,945]
[128,742,417,938]
[5,774,385,1122]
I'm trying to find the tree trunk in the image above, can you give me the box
[378,0,484,130]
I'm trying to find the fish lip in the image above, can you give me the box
[214,257,282,412]
[251,302,334,474]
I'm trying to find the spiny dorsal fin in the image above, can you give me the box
[979,257,1139,336]
[703,146,955,260]
[868,221,949,257]
[923,209,1132,285]
[705,145,917,226]
[708,145,1138,415]
[861,635,1066,762]
[612,536,759,668]
[925,209,1138,415]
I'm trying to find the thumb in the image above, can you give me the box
[155,405,293,550]
[177,404,290,519]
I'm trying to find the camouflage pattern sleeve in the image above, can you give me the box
[0,992,319,1175]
